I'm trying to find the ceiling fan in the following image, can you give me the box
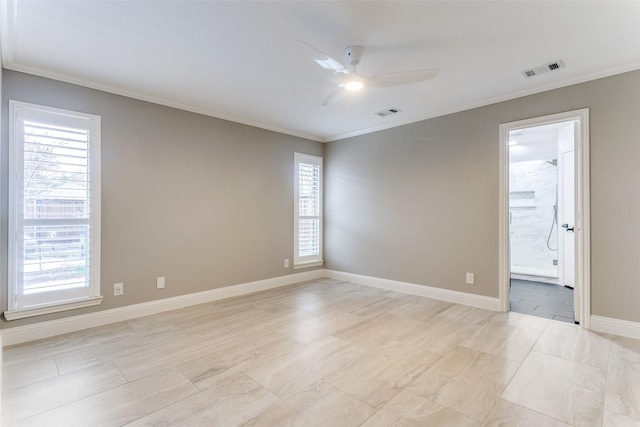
[304,43,439,106]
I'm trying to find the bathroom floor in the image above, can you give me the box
[510,278,575,323]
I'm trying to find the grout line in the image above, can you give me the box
[489,315,551,423]
[8,361,129,425]
[499,398,578,426]
[118,369,202,426]
[600,359,612,427]
[53,354,62,377]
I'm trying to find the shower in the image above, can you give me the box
[546,159,558,251]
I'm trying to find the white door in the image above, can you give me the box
[558,130,580,324]
[560,148,575,289]
[557,121,578,323]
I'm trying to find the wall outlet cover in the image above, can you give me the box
[114,282,124,296]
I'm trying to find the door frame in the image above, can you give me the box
[498,109,590,328]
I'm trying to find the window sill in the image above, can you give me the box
[293,260,325,270]
[4,296,104,321]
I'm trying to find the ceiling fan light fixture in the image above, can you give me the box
[344,80,364,91]
[307,42,439,105]
[314,57,348,73]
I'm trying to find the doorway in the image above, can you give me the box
[499,109,590,328]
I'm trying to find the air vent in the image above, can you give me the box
[521,60,565,78]
[375,108,401,117]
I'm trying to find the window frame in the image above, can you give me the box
[293,152,323,268]
[5,101,102,320]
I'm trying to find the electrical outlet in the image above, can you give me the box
[466,273,474,284]
[284,259,289,268]
[157,276,165,289]
[114,282,124,296]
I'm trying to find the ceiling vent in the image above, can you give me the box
[376,108,401,117]
[521,60,565,78]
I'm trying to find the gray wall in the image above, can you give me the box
[3,68,640,329]
[325,69,640,323]
[1,70,323,329]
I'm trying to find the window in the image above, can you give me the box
[6,101,102,320]
[294,153,323,267]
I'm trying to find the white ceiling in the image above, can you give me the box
[2,1,640,142]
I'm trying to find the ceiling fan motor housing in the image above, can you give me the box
[344,45,364,67]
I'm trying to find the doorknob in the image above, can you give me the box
[561,223,574,232]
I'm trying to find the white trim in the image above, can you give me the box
[92,112,102,307]
[319,62,639,142]
[3,65,323,143]
[2,60,639,145]
[4,296,103,321]
[0,270,324,347]
[510,273,558,285]
[498,109,590,327]
[0,65,3,318]
[0,0,17,66]
[498,121,510,313]
[577,112,591,329]
[590,315,640,340]
[325,269,500,311]
[8,101,102,312]
[293,260,325,270]
[294,152,323,267]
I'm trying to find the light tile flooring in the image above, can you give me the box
[2,278,639,426]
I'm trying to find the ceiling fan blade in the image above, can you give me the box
[368,68,439,87]
[297,41,349,74]
[322,88,347,106]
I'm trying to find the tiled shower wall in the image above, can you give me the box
[509,160,559,278]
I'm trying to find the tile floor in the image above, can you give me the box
[510,278,575,323]
[2,278,639,426]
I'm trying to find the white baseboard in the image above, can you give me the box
[510,273,559,285]
[1,269,325,347]
[325,269,500,312]
[0,268,508,347]
[590,315,640,340]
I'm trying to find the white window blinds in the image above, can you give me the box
[7,101,102,319]
[294,153,323,266]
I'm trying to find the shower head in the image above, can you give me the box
[547,159,557,166]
